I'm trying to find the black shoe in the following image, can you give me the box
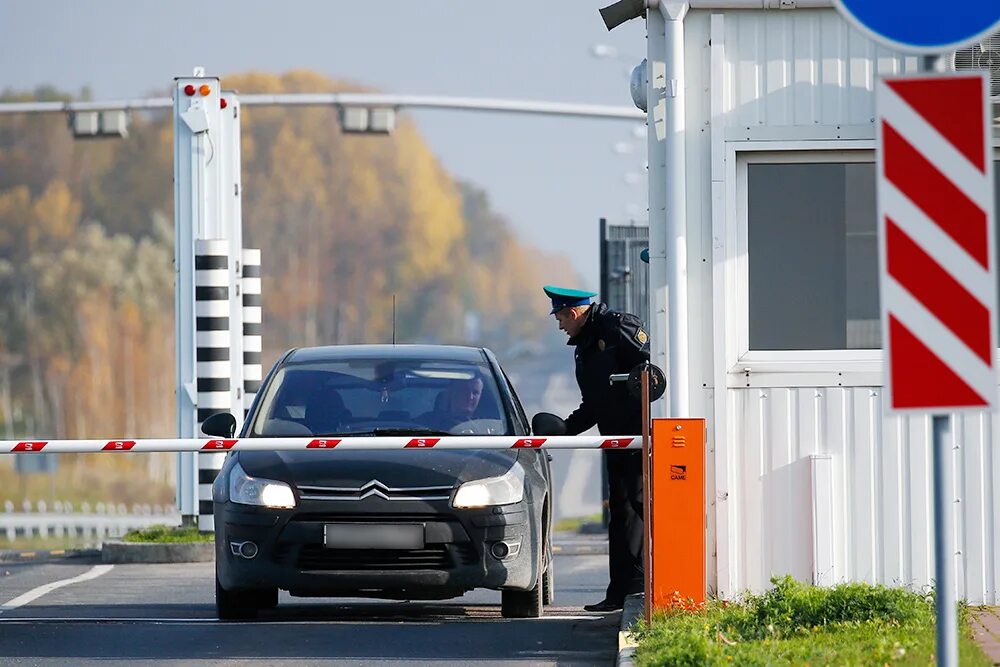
[583,598,624,612]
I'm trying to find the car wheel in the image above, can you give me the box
[215,574,260,620]
[501,548,543,619]
[542,554,555,606]
[253,587,279,609]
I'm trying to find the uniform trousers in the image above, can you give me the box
[604,449,644,603]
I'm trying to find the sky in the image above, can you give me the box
[0,0,650,288]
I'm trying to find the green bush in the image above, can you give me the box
[719,575,932,641]
[122,524,212,543]
[633,576,991,667]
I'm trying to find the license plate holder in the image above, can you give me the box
[323,523,425,550]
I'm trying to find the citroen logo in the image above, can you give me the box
[357,479,391,500]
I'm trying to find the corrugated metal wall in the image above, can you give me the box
[716,9,917,132]
[680,9,999,603]
[732,388,1000,603]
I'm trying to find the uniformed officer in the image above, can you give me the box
[543,285,648,612]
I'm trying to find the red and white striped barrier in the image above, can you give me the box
[1,435,640,454]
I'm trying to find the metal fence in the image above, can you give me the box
[599,218,649,326]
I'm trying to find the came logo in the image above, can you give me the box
[670,464,687,481]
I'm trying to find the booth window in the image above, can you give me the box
[748,160,1000,351]
[748,162,878,350]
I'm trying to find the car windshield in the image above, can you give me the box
[250,356,513,437]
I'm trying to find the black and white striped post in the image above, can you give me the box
[195,239,232,529]
[242,248,262,419]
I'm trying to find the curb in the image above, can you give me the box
[101,540,214,564]
[553,540,608,555]
[0,548,101,563]
[617,593,643,667]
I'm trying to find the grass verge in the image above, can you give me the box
[632,576,992,666]
[123,524,212,543]
[553,512,603,533]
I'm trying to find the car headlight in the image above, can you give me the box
[452,463,525,508]
[228,461,296,509]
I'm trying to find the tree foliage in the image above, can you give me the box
[0,70,579,468]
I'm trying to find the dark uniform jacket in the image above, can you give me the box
[564,303,650,436]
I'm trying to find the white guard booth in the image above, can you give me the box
[638,3,1000,603]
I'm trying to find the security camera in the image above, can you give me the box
[599,0,645,31]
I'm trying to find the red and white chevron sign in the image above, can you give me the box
[877,72,997,411]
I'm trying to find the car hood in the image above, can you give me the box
[235,449,520,488]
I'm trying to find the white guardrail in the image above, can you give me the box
[0,435,640,454]
[1,502,180,543]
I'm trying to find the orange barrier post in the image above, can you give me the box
[649,418,705,610]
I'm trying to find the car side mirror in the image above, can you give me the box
[531,412,567,436]
[201,412,237,438]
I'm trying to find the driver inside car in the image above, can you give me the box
[417,376,484,431]
[304,388,352,435]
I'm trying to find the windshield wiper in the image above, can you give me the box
[306,427,453,438]
[365,427,452,437]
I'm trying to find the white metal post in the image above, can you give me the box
[932,415,958,667]
[662,2,690,419]
[173,76,223,525]
[188,91,246,533]
[646,7,668,420]
[220,92,245,430]
[649,2,691,419]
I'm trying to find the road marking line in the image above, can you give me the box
[0,614,601,624]
[0,617,218,623]
[0,564,113,613]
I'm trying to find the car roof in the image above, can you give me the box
[284,344,492,365]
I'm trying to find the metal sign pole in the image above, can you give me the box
[933,414,957,667]
[641,364,652,624]
[918,53,957,667]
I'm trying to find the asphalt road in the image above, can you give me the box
[0,551,618,666]
[501,352,604,522]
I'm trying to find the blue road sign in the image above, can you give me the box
[834,0,1000,54]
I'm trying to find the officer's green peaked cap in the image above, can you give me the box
[543,285,598,314]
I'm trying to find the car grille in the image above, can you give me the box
[291,513,446,523]
[292,543,478,571]
[297,482,454,502]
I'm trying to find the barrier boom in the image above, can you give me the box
[1,435,640,454]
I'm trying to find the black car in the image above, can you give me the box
[206,345,555,619]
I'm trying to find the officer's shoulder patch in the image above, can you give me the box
[635,329,648,345]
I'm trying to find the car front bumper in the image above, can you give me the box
[214,497,539,599]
